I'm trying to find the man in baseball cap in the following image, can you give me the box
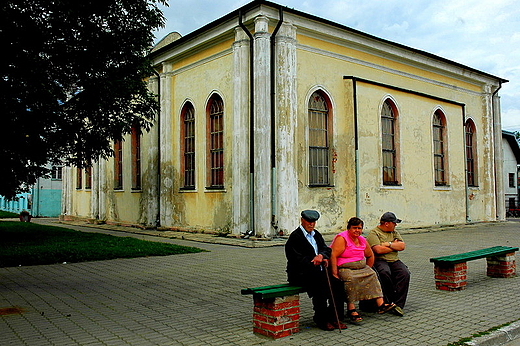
[364,212,410,316]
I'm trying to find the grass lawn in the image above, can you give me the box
[0,221,206,267]
[0,210,20,218]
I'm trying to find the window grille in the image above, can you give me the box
[208,96,224,188]
[131,126,142,190]
[433,112,446,186]
[465,120,476,186]
[114,140,123,190]
[382,101,398,185]
[308,92,330,186]
[183,104,195,189]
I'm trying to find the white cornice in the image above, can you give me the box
[297,44,481,97]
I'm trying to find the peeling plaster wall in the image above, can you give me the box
[62,3,504,235]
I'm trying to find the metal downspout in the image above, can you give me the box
[344,76,360,216]
[238,11,255,235]
[270,7,283,233]
[353,79,360,217]
[153,69,161,228]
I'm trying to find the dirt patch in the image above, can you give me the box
[0,307,25,315]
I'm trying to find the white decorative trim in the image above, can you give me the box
[297,44,482,97]
[164,49,233,77]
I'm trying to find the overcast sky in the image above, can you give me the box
[154,0,520,133]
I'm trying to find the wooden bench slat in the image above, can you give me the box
[430,246,518,264]
[241,283,305,299]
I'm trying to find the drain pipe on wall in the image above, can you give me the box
[343,76,360,217]
[153,69,161,228]
[270,7,283,233]
[238,11,255,235]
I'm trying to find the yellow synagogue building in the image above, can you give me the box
[61,0,509,238]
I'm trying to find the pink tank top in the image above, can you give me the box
[333,231,367,266]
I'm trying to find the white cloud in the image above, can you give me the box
[155,0,520,132]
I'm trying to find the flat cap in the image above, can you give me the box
[380,212,401,223]
[301,210,320,222]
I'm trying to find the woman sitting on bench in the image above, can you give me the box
[330,217,396,323]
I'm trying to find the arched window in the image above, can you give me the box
[465,119,477,187]
[433,110,448,186]
[131,124,142,190]
[207,95,224,189]
[308,91,331,186]
[114,140,123,190]
[381,99,400,185]
[181,103,195,189]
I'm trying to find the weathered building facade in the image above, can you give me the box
[61,0,508,237]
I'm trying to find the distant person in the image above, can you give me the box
[285,210,346,331]
[330,217,396,323]
[365,212,410,316]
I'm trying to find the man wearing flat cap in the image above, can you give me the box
[285,210,346,331]
[365,212,410,316]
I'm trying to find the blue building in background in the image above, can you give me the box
[0,164,62,217]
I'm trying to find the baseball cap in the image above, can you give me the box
[380,212,402,223]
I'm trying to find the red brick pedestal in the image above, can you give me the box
[252,294,300,339]
[434,262,467,291]
[487,253,516,278]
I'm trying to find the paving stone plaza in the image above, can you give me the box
[1,218,519,345]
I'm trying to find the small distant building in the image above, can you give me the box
[502,130,520,213]
[0,164,63,217]
[61,0,508,236]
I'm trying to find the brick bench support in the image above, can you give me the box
[241,284,306,339]
[253,294,300,339]
[486,252,516,278]
[433,262,467,291]
[430,246,518,291]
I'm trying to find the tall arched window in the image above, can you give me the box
[114,140,123,190]
[207,95,224,189]
[433,110,448,186]
[381,99,399,185]
[131,124,142,190]
[181,103,195,189]
[465,119,477,187]
[308,91,331,186]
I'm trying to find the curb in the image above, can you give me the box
[466,321,520,346]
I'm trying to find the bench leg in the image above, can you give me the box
[487,252,516,278]
[252,294,300,339]
[434,262,467,291]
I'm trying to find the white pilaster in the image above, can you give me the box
[253,15,272,237]
[159,65,174,227]
[97,158,107,221]
[143,76,160,227]
[90,161,99,219]
[232,27,251,235]
[275,22,298,235]
[61,166,72,217]
[492,87,505,220]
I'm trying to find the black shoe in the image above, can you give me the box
[314,316,335,331]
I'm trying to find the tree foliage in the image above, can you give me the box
[1,0,166,198]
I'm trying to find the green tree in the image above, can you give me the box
[1,0,166,199]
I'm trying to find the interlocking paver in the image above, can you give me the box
[1,218,519,345]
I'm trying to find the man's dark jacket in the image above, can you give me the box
[285,227,332,286]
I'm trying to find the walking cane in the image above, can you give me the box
[323,262,343,332]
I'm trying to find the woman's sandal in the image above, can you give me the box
[347,309,363,323]
[377,302,396,314]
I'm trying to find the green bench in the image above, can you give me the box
[241,283,306,339]
[429,246,518,291]
[241,283,306,299]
